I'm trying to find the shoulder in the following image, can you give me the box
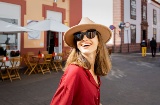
[65,64,86,76]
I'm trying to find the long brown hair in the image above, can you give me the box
[63,32,112,76]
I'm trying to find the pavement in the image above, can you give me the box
[0,52,160,105]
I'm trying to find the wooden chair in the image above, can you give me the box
[51,53,58,72]
[0,58,9,81]
[38,54,52,74]
[7,57,22,82]
[54,53,63,70]
[23,54,37,75]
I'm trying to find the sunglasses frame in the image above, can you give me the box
[73,29,97,41]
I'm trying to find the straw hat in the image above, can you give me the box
[64,17,112,47]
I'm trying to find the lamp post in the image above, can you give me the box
[119,22,125,53]
[126,30,129,52]
[119,22,130,53]
[125,22,130,53]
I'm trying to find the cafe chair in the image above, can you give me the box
[0,57,10,81]
[54,53,63,70]
[38,54,52,74]
[7,57,22,82]
[50,53,58,72]
[23,54,37,75]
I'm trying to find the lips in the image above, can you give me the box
[81,43,92,48]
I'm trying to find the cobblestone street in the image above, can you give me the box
[0,53,160,105]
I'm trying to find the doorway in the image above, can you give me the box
[142,30,146,40]
[47,31,58,54]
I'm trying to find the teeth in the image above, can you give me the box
[82,44,90,47]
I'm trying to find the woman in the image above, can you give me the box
[50,17,112,105]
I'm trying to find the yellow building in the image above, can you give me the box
[0,0,82,59]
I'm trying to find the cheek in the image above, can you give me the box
[77,42,80,48]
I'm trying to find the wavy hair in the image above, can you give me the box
[63,31,112,76]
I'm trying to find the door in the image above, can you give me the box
[47,31,55,54]
[142,30,146,40]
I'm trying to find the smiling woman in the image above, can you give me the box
[50,17,112,105]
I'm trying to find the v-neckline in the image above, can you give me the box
[87,70,100,86]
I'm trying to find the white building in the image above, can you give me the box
[83,0,160,53]
[113,0,160,52]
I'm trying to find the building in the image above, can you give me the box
[113,0,160,53]
[0,0,160,57]
[0,0,82,58]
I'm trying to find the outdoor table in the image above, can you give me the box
[31,55,45,74]
[32,54,52,74]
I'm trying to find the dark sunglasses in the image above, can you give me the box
[73,29,97,41]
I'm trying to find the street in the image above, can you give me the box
[101,53,160,105]
[0,53,160,105]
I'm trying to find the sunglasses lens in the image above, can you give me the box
[86,30,96,39]
[74,32,83,41]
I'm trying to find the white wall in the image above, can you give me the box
[0,2,21,50]
[47,10,62,22]
[147,1,160,42]
[124,0,141,44]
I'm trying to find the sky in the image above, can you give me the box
[82,0,113,27]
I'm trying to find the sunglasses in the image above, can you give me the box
[73,29,97,41]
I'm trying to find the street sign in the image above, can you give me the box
[119,22,125,29]
[125,22,130,28]
[109,25,115,30]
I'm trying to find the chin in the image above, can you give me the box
[81,50,96,55]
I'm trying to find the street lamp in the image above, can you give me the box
[124,22,130,53]
[119,22,125,53]
[118,22,130,53]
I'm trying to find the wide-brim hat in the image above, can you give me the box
[64,17,112,48]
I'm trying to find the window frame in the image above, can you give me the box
[130,0,136,20]
[130,24,136,44]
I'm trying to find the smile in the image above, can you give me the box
[81,43,91,48]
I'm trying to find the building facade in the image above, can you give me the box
[0,0,82,58]
[0,0,160,56]
[113,0,160,53]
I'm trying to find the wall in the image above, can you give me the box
[148,1,160,42]
[22,0,67,55]
[70,0,82,27]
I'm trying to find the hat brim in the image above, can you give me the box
[64,23,112,47]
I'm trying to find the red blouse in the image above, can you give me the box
[50,64,101,105]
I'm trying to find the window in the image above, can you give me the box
[130,0,136,20]
[153,28,156,40]
[153,9,157,25]
[130,24,136,44]
[0,18,18,50]
[142,5,147,21]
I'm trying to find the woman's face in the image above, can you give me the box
[76,30,99,56]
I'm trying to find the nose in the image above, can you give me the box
[82,35,88,41]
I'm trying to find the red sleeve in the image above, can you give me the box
[50,65,83,105]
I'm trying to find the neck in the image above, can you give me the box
[82,52,96,72]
